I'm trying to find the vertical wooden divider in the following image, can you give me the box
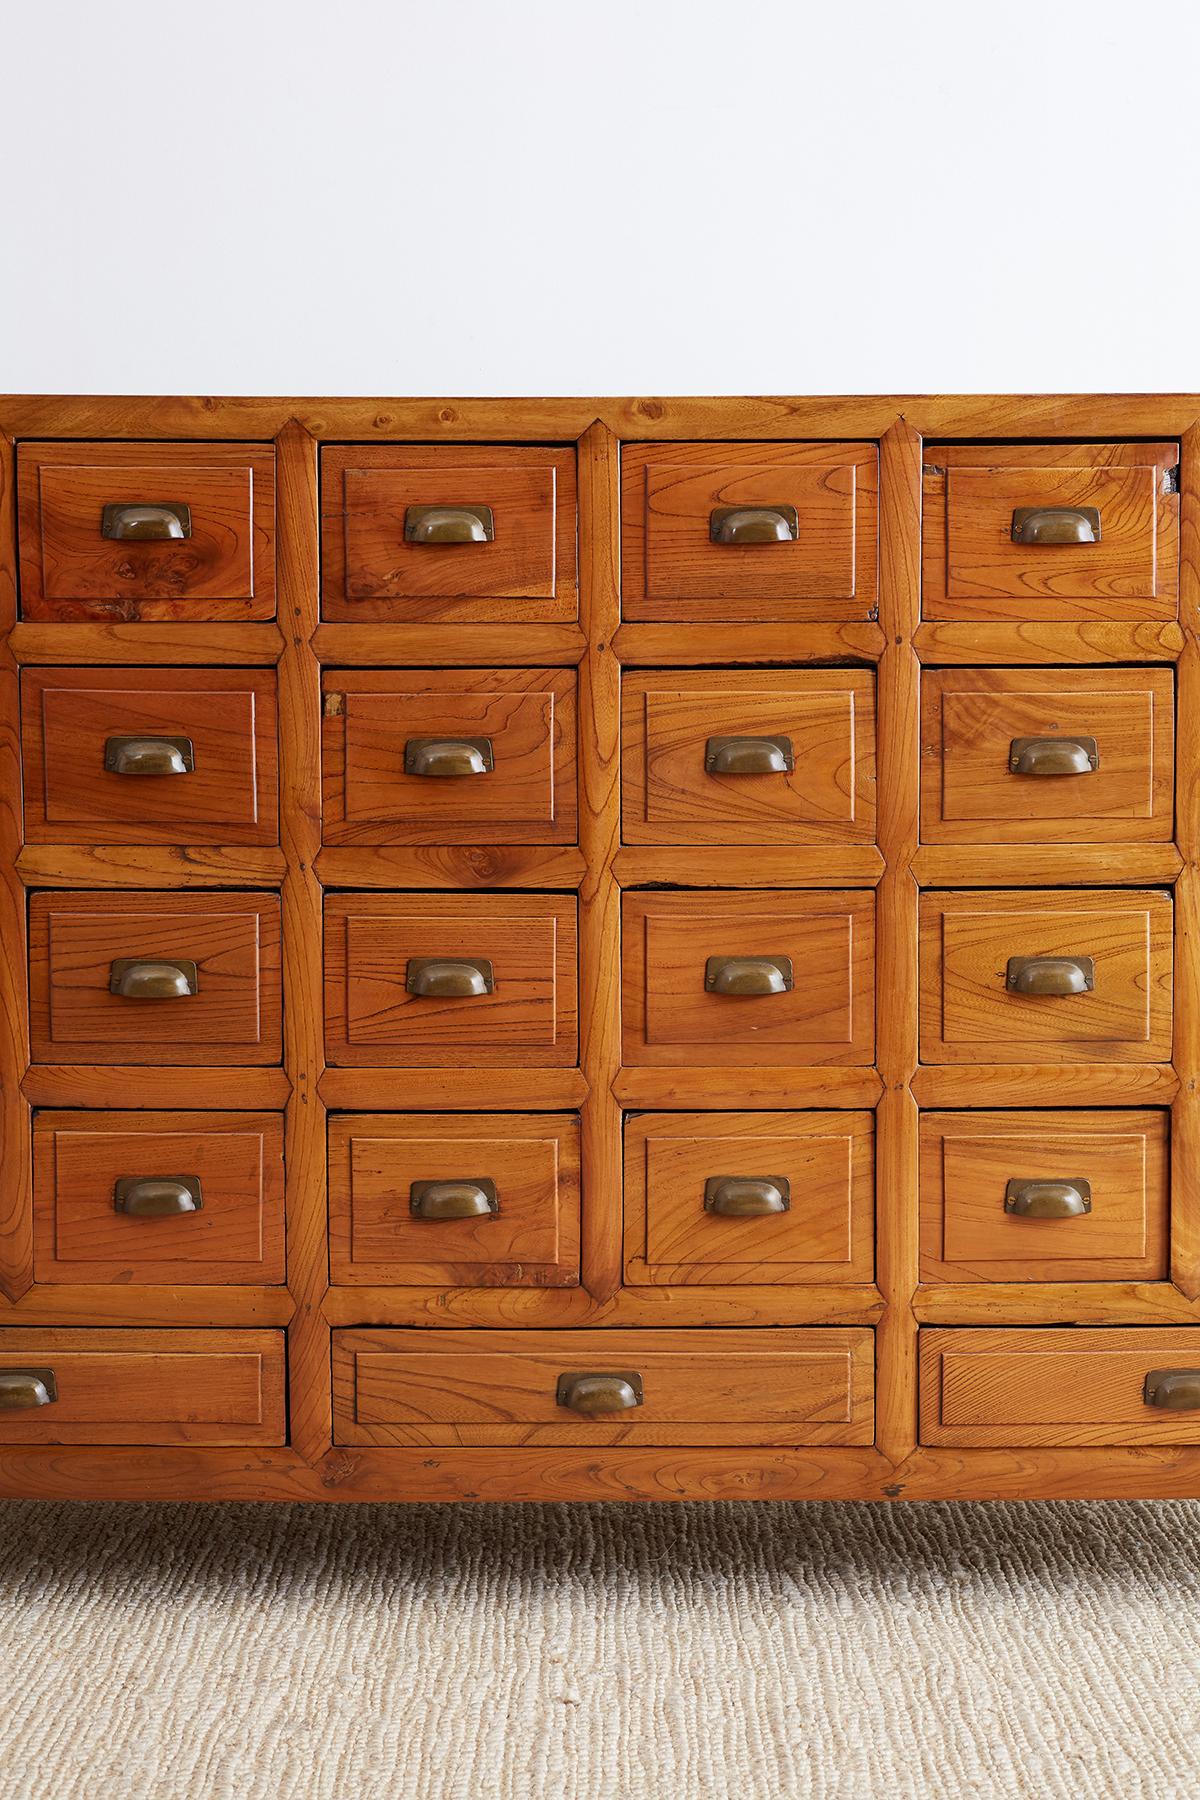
[577,422,623,1304]
[874,419,923,1465]
[0,433,33,1304]
[1172,421,1200,1301]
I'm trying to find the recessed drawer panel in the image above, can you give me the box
[21,667,279,845]
[321,668,577,846]
[919,889,1173,1064]
[0,1329,286,1445]
[17,441,276,621]
[33,1111,285,1285]
[624,1111,873,1286]
[29,890,282,1066]
[323,893,578,1067]
[621,442,878,622]
[333,1327,875,1447]
[622,891,875,1067]
[329,1113,580,1287]
[920,1328,1200,1447]
[621,670,876,846]
[919,1110,1168,1283]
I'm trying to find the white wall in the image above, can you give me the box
[3,0,1198,397]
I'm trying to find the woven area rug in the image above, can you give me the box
[1,1498,1197,1799]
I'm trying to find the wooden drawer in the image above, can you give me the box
[21,667,279,846]
[919,888,1173,1064]
[29,890,282,1066]
[622,891,875,1067]
[919,1110,1168,1284]
[624,1111,873,1286]
[324,893,578,1067]
[329,1113,579,1287]
[32,1111,285,1285]
[920,667,1174,845]
[920,1328,1200,1447]
[621,442,878,622]
[320,445,577,623]
[0,1329,286,1445]
[333,1327,875,1447]
[321,668,577,846]
[621,669,876,846]
[17,442,276,622]
[922,442,1179,622]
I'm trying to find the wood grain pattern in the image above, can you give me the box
[912,845,1183,889]
[613,621,885,665]
[911,1062,1179,1109]
[0,431,32,1303]
[914,620,1184,665]
[614,846,885,888]
[1171,418,1200,1300]
[10,622,285,666]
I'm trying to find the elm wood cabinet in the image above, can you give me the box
[2,393,1200,1507]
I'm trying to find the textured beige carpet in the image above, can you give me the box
[1,1500,1198,1799]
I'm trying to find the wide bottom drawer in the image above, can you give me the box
[333,1328,875,1448]
[0,1329,286,1446]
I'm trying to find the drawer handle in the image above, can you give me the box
[104,735,196,777]
[1011,505,1101,545]
[113,1175,203,1217]
[409,1178,499,1220]
[0,1369,57,1410]
[1009,736,1099,777]
[709,504,799,545]
[1005,955,1094,997]
[405,957,494,998]
[1004,1177,1092,1218]
[1144,1369,1200,1411]
[704,1175,791,1216]
[404,504,495,545]
[705,954,793,996]
[404,737,495,778]
[101,502,192,542]
[556,1371,644,1415]
[705,735,795,776]
[109,957,199,1000]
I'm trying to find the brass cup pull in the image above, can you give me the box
[705,954,793,997]
[1009,736,1099,777]
[709,504,799,545]
[404,504,495,545]
[1144,1369,1200,1411]
[705,735,795,776]
[1004,1178,1092,1218]
[1005,955,1094,997]
[410,1178,499,1220]
[704,1175,791,1216]
[113,1176,203,1218]
[1011,505,1101,545]
[405,957,494,998]
[109,957,199,1000]
[101,502,192,542]
[556,1371,644,1416]
[404,737,495,778]
[104,735,195,777]
[0,1369,57,1411]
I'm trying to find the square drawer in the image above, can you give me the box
[329,1112,580,1287]
[320,445,578,623]
[621,669,876,846]
[321,668,577,846]
[0,1329,286,1445]
[919,888,1173,1064]
[920,667,1174,845]
[919,1110,1168,1284]
[21,666,279,846]
[920,1328,1200,1447]
[17,442,276,622]
[922,442,1179,622]
[621,441,878,622]
[33,1111,285,1285]
[323,893,578,1067]
[332,1327,875,1447]
[622,891,875,1067]
[29,890,282,1066]
[624,1111,874,1286]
